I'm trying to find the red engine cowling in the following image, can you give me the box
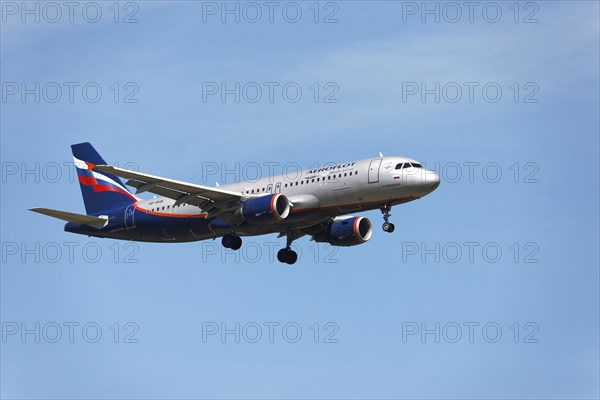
[241,194,290,225]
[313,216,372,246]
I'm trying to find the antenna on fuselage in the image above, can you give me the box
[379,152,384,158]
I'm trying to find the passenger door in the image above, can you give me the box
[368,159,382,183]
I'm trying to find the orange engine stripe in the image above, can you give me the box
[270,194,279,221]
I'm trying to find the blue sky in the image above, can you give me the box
[1,1,599,399]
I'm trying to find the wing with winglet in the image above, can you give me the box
[92,165,244,218]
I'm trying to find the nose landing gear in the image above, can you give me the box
[380,204,395,233]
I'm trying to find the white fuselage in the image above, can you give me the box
[132,156,440,236]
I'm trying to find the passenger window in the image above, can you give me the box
[312,179,315,183]
[285,183,288,187]
[301,181,303,185]
[344,173,347,177]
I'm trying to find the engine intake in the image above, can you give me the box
[314,216,372,246]
[242,194,290,225]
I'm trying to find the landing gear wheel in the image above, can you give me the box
[380,204,395,233]
[277,249,288,263]
[230,236,242,250]
[277,248,298,265]
[221,235,233,248]
[222,234,242,250]
[285,250,298,265]
[382,222,395,233]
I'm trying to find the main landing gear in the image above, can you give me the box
[277,247,298,265]
[277,232,298,265]
[380,204,395,233]
[222,233,242,250]
[221,231,299,265]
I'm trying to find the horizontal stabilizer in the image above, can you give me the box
[29,208,108,229]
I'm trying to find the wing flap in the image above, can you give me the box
[29,208,108,229]
[126,180,215,210]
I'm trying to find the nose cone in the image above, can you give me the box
[419,170,440,195]
[426,171,440,189]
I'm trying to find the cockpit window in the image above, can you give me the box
[396,162,423,169]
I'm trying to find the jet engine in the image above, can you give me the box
[242,194,291,224]
[313,216,372,246]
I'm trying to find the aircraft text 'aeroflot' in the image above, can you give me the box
[31,143,440,264]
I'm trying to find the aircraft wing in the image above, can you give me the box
[93,165,243,215]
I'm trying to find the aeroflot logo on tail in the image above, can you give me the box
[306,162,356,175]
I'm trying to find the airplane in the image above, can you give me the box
[30,142,440,265]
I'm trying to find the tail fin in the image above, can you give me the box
[71,142,137,215]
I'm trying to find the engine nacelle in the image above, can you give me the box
[242,194,291,225]
[314,216,372,247]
